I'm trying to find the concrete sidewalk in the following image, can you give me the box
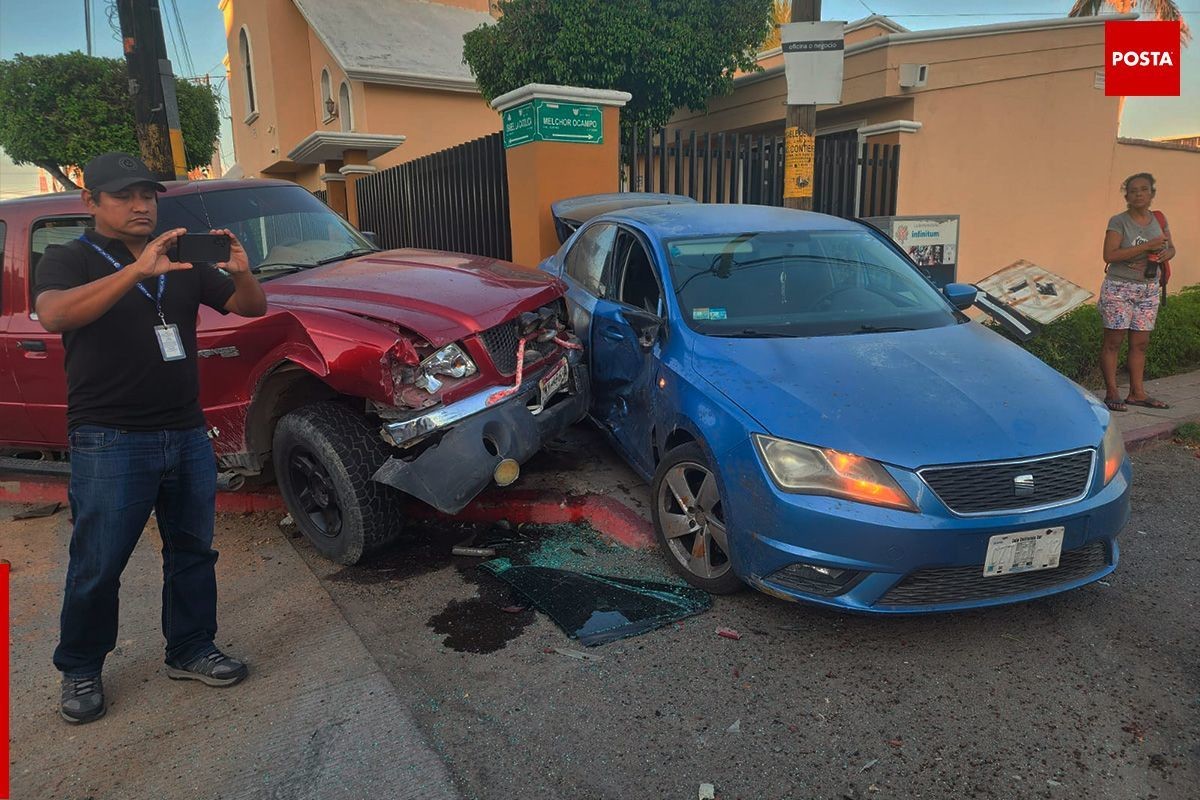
[1101,368,1200,450]
[5,509,460,800]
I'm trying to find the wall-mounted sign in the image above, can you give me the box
[502,100,603,148]
[863,214,960,287]
[781,20,846,105]
[783,127,813,199]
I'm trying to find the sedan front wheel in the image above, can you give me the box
[651,442,743,594]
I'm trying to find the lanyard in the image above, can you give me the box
[79,236,167,325]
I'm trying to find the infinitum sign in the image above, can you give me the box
[502,100,603,148]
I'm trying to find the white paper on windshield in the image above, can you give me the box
[983,527,1064,576]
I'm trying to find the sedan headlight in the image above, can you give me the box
[415,343,477,393]
[1101,420,1126,486]
[753,434,917,512]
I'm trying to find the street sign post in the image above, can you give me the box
[503,100,603,148]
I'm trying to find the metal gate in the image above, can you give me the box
[355,132,511,260]
[622,126,899,218]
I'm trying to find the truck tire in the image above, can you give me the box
[272,401,404,564]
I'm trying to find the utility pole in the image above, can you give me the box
[116,0,188,182]
[783,0,820,211]
[84,0,93,55]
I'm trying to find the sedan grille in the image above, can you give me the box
[919,449,1094,515]
[479,320,520,375]
[878,541,1110,607]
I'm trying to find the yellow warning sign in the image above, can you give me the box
[784,127,814,199]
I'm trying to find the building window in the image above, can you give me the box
[339,82,353,132]
[321,68,334,122]
[239,27,258,121]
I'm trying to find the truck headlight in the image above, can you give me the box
[415,343,477,393]
[753,434,917,512]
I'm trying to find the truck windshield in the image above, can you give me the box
[157,184,375,275]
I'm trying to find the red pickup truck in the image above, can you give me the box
[0,179,587,563]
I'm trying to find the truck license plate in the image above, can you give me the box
[982,527,1064,576]
[537,358,569,407]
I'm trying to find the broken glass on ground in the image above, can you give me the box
[480,557,711,646]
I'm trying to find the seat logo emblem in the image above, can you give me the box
[1014,473,1035,496]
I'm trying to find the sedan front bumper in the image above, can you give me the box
[373,352,589,514]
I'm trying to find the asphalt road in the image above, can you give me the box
[294,431,1200,800]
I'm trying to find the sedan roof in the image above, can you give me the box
[608,203,865,238]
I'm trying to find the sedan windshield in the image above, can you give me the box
[664,229,958,337]
[157,184,376,278]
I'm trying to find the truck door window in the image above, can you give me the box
[30,217,91,307]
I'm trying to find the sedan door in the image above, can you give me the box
[588,228,667,478]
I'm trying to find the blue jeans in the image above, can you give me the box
[54,426,220,677]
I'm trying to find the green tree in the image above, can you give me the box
[463,0,775,132]
[0,52,222,189]
[1068,1,1190,44]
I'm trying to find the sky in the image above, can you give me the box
[1,0,1197,199]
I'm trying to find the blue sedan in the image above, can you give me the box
[540,198,1130,613]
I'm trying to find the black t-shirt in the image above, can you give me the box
[33,230,236,432]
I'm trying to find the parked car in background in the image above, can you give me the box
[541,199,1130,613]
[0,179,586,564]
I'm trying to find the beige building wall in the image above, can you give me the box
[360,85,500,166]
[669,16,1200,294]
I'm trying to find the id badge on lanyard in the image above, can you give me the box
[80,236,185,361]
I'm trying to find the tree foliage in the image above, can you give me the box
[0,52,221,189]
[463,0,775,131]
[1068,1,1191,43]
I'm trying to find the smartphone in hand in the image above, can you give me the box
[169,233,232,264]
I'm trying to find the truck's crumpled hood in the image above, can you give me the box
[264,249,565,345]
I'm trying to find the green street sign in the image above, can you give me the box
[502,100,603,148]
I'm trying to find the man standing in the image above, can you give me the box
[34,153,268,724]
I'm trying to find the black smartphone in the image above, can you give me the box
[170,233,231,264]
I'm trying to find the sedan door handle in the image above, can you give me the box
[600,328,625,341]
[17,340,46,352]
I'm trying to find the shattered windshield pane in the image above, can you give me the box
[481,559,711,646]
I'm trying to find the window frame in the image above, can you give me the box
[239,27,259,123]
[563,221,616,298]
[610,226,667,319]
[28,214,93,317]
[338,81,353,132]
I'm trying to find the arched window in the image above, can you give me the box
[238,27,257,119]
[320,68,333,121]
[339,82,353,132]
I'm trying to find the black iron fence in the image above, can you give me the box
[355,132,511,260]
[623,126,899,218]
[313,188,327,205]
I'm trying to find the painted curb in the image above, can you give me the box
[1122,414,1200,453]
[0,478,655,549]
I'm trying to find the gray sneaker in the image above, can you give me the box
[165,648,248,687]
[60,674,106,724]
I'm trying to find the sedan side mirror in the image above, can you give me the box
[361,231,379,248]
[943,283,978,311]
[624,308,663,352]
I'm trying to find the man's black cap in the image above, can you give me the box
[82,152,167,194]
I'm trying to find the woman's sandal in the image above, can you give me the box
[1103,397,1128,412]
[1125,396,1171,409]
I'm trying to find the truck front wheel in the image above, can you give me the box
[272,401,405,564]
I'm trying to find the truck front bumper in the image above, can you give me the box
[373,351,589,514]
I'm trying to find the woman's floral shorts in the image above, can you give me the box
[1099,278,1160,331]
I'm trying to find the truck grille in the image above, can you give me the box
[878,541,1109,607]
[479,320,520,375]
[919,449,1094,515]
